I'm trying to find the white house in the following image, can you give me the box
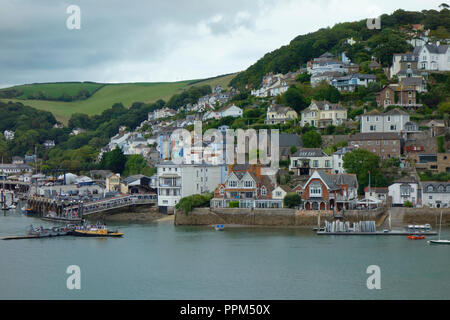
[290,148,333,176]
[3,130,14,140]
[421,182,450,208]
[415,43,450,72]
[331,74,376,92]
[332,147,355,174]
[361,108,412,133]
[155,161,226,214]
[220,105,243,118]
[202,111,221,121]
[388,177,420,207]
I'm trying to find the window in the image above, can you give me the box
[261,186,267,196]
[427,185,434,192]
[390,125,396,131]
[229,180,237,187]
[244,180,253,188]
[370,125,376,131]
[219,187,224,195]
[387,116,391,122]
[325,160,331,167]
[313,160,319,167]
[400,185,410,196]
[310,183,322,197]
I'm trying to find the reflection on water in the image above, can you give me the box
[0,207,449,300]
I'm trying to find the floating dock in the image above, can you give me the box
[316,220,437,236]
[317,231,438,236]
[1,234,69,240]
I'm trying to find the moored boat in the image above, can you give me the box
[428,240,450,245]
[22,207,37,216]
[70,224,123,237]
[407,235,426,240]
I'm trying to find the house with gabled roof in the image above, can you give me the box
[376,85,422,110]
[361,108,413,133]
[265,104,298,124]
[219,104,243,118]
[211,164,282,208]
[301,170,358,211]
[300,100,347,128]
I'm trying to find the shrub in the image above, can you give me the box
[404,201,413,208]
[229,201,239,208]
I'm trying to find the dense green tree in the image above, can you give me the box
[302,130,322,148]
[100,147,127,174]
[283,192,302,208]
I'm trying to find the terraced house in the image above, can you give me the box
[348,132,403,160]
[300,100,347,128]
[210,164,282,209]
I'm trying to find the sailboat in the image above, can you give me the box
[428,211,450,245]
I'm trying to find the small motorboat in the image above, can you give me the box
[22,207,37,216]
[408,235,426,240]
[215,224,224,231]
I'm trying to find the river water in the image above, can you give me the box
[0,208,449,300]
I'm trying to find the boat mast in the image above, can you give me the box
[438,210,442,241]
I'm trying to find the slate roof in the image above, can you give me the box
[422,182,450,193]
[349,132,402,141]
[292,148,328,157]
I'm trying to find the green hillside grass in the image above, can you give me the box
[13,82,104,99]
[0,73,237,124]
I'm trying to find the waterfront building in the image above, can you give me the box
[364,187,389,203]
[210,164,281,209]
[156,161,226,213]
[421,181,450,208]
[106,173,121,192]
[0,163,33,174]
[120,174,153,194]
[388,176,420,207]
[301,170,358,211]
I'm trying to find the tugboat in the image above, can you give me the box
[70,224,124,238]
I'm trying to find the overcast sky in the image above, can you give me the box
[0,0,443,87]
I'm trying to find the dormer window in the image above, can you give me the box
[219,187,224,195]
[427,185,434,192]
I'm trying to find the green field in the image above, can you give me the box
[0,73,236,123]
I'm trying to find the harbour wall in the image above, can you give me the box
[174,207,450,227]
[174,207,387,227]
